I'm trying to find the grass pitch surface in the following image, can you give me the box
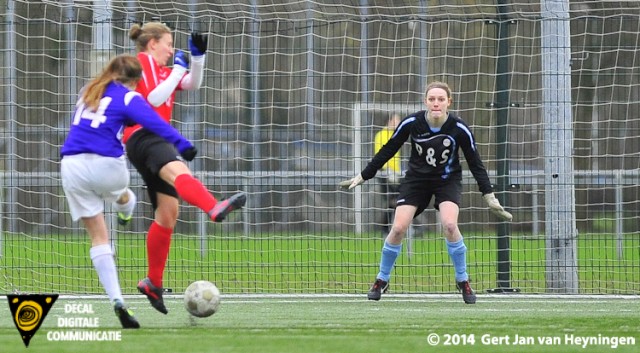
[0,295,637,353]
[3,234,639,294]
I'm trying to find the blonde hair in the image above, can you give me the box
[82,54,142,110]
[424,81,452,99]
[129,22,172,52]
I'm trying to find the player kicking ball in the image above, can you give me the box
[61,54,200,328]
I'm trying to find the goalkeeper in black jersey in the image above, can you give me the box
[340,81,513,304]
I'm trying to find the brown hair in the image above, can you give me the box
[424,81,452,98]
[82,54,142,110]
[129,22,172,52]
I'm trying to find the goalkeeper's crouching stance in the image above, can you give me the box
[340,81,513,304]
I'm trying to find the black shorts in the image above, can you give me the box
[125,129,181,209]
[396,177,462,218]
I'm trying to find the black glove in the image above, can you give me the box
[180,146,198,161]
[189,32,208,56]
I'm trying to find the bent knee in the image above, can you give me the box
[441,221,459,236]
[154,204,179,228]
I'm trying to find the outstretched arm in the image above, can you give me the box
[340,120,409,189]
[124,91,196,160]
[458,122,512,221]
[339,174,364,189]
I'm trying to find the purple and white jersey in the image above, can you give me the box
[61,82,192,158]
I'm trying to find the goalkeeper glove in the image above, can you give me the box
[174,50,190,69]
[483,193,513,221]
[339,174,364,190]
[189,32,208,57]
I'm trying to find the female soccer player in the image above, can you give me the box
[340,81,513,304]
[60,54,197,328]
[124,22,246,314]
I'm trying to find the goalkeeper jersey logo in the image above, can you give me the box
[6,294,58,347]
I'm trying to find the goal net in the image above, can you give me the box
[1,0,639,296]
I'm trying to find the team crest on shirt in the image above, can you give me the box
[443,139,451,147]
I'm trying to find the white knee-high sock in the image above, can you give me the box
[90,244,123,304]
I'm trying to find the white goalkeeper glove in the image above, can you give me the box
[339,174,364,190]
[483,193,513,221]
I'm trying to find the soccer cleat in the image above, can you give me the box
[137,277,168,314]
[456,280,477,304]
[113,300,140,329]
[209,192,247,222]
[117,212,132,226]
[367,278,389,301]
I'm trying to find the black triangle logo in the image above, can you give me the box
[6,294,59,347]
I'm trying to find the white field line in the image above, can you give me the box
[1,293,637,302]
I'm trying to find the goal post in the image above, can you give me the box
[541,0,579,293]
[1,1,639,296]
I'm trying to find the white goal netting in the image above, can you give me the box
[1,0,639,295]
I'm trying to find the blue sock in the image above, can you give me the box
[446,238,469,282]
[376,241,402,282]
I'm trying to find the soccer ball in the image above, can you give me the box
[184,280,221,318]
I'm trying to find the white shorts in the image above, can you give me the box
[61,154,130,221]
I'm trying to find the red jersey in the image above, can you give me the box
[123,52,182,143]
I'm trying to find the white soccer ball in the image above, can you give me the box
[184,280,221,318]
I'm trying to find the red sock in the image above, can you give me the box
[174,174,217,213]
[147,221,173,288]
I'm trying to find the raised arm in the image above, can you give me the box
[124,91,196,160]
[179,32,207,90]
[146,51,189,107]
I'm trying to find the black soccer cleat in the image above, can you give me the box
[113,300,140,329]
[209,192,247,222]
[367,278,389,301]
[137,277,168,314]
[456,280,477,304]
